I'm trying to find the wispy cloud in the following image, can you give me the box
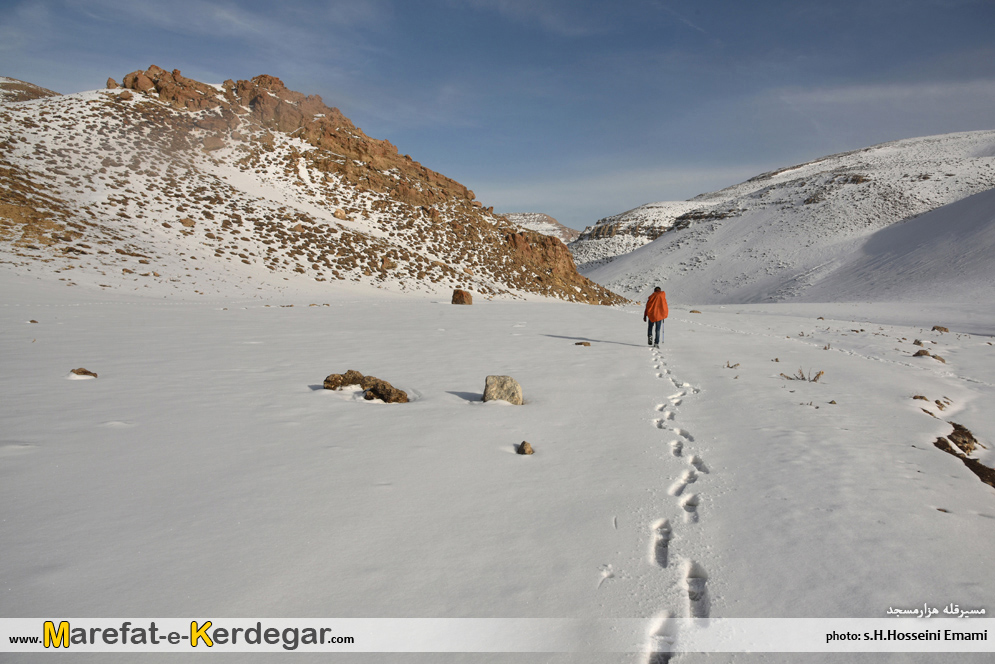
[767,78,995,145]
[457,0,604,37]
[652,1,707,35]
[66,0,388,39]
[0,2,54,54]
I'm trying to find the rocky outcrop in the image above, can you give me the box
[483,375,523,405]
[517,441,534,455]
[503,231,623,303]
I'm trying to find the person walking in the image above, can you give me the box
[643,287,668,348]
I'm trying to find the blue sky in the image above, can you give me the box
[3,0,994,229]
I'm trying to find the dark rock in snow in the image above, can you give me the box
[323,369,407,403]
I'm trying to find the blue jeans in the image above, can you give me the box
[647,320,663,344]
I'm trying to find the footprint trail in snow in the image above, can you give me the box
[644,344,713,661]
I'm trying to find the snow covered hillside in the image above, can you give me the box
[2,273,994,662]
[578,131,995,303]
[503,212,580,244]
[0,67,623,305]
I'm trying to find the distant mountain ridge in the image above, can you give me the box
[0,77,60,103]
[502,212,579,243]
[577,130,995,303]
[0,66,624,304]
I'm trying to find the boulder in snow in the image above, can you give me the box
[451,289,473,305]
[323,370,407,403]
[483,375,522,405]
[360,375,408,403]
[71,368,98,378]
[517,441,534,455]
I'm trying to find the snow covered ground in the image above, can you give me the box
[3,272,994,662]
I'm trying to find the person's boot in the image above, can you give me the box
[648,336,653,346]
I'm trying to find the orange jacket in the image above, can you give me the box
[644,290,669,322]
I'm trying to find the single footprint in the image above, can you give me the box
[668,469,698,496]
[598,564,615,588]
[689,455,709,474]
[686,562,709,618]
[670,439,683,457]
[644,612,676,664]
[656,373,665,379]
[660,410,675,420]
[654,419,667,429]
[655,404,668,412]
[650,519,672,568]
[670,398,682,406]
[681,493,700,523]
[672,428,694,442]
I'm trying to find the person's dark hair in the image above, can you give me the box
[653,287,661,292]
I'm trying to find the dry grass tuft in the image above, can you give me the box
[780,367,824,382]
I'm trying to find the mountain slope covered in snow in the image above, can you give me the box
[577,131,995,303]
[0,67,624,304]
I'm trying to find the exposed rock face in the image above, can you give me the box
[483,375,523,405]
[932,326,949,333]
[913,349,931,357]
[71,367,97,378]
[451,289,472,305]
[202,136,225,151]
